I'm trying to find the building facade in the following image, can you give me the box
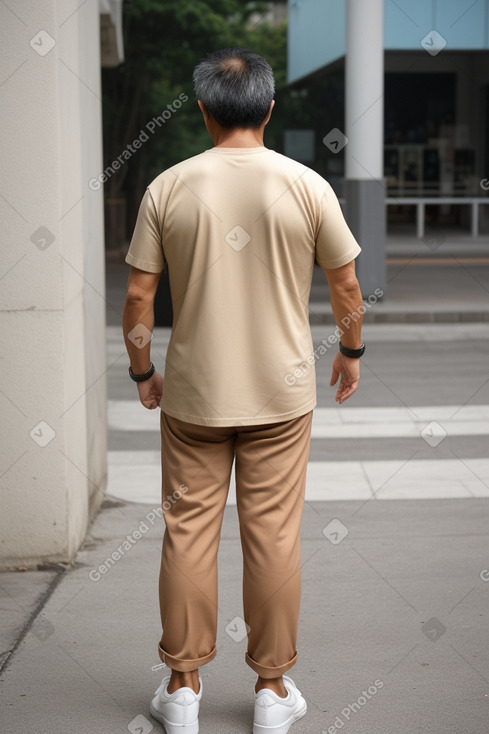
[287,0,489,232]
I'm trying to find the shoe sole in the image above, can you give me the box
[252,699,307,734]
[149,702,199,734]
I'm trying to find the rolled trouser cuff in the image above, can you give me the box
[245,649,298,678]
[158,642,217,671]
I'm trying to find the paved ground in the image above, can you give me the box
[2,499,489,734]
[1,237,489,733]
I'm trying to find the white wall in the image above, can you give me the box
[0,0,107,567]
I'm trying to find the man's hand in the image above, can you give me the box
[136,371,164,410]
[330,352,360,404]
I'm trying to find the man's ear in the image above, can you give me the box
[197,100,209,121]
[264,99,275,125]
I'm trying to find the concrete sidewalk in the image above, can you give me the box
[1,498,489,733]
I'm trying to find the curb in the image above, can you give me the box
[309,311,489,324]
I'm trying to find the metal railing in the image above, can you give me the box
[385,197,489,238]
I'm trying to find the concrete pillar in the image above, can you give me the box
[0,0,107,567]
[345,0,386,298]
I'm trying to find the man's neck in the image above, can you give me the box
[212,127,265,148]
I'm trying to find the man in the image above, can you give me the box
[122,48,364,734]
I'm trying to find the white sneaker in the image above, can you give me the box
[253,675,307,733]
[149,673,202,734]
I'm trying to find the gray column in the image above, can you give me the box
[345,0,386,298]
[0,0,108,567]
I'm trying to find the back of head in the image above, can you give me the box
[193,48,275,129]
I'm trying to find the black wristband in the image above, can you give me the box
[129,362,155,382]
[339,341,365,359]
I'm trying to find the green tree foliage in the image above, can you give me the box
[101,0,290,232]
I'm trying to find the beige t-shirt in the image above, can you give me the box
[126,147,361,426]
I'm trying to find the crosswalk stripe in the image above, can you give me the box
[106,451,489,505]
[107,401,489,439]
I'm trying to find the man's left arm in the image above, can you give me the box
[122,266,163,410]
[315,184,364,405]
[322,260,364,405]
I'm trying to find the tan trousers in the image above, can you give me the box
[157,409,313,679]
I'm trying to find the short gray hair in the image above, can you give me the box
[193,48,275,129]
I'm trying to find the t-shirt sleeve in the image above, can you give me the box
[125,188,166,273]
[315,183,362,268]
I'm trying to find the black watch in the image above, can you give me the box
[339,341,365,359]
[129,362,155,382]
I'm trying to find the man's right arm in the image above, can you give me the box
[122,266,163,410]
[322,259,364,404]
